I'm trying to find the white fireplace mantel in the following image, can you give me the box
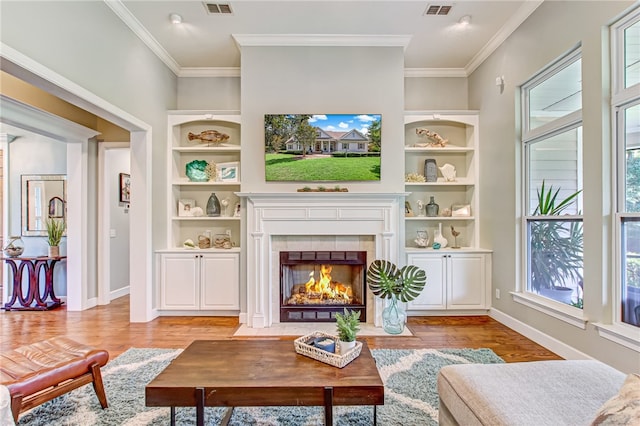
[238,192,407,328]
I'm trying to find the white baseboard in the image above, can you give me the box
[85,297,98,309]
[490,308,593,360]
[111,286,130,301]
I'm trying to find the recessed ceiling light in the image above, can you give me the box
[169,13,182,24]
[459,15,471,25]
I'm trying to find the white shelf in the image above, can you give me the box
[405,216,475,221]
[172,146,241,153]
[405,179,474,186]
[172,179,241,186]
[171,216,241,221]
[404,146,474,153]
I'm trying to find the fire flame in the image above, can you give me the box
[304,264,352,301]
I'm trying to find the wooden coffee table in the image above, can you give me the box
[145,340,384,425]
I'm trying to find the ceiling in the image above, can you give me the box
[110,0,543,77]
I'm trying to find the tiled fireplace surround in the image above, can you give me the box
[242,193,404,328]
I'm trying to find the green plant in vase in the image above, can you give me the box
[46,218,66,258]
[366,260,426,334]
[335,308,361,354]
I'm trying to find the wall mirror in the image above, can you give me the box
[21,174,67,237]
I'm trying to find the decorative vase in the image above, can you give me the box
[434,223,448,248]
[424,159,438,182]
[48,245,60,258]
[206,193,221,217]
[338,340,356,354]
[382,294,406,334]
[426,196,439,217]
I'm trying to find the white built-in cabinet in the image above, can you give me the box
[156,111,242,313]
[404,111,492,313]
[158,251,240,311]
[406,249,491,312]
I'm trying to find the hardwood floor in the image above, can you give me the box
[0,295,562,362]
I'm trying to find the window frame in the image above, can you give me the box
[593,6,640,350]
[517,46,585,324]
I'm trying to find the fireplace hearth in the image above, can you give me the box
[280,251,366,322]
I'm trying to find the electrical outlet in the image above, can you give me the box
[495,289,501,299]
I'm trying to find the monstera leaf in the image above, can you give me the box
[366,259,427,302]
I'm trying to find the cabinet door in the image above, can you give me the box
[201,253,240,310]
[160,254,199,310]
[406,254,446,310]
[447,254,486,309]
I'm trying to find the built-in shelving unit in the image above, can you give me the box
[157,111,242,314]
[404,111,480,249]
[166,111,242,250]
[403,111,491,314]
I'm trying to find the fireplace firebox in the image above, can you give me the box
[280,251,366,322]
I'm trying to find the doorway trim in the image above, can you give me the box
[1,43,155,322]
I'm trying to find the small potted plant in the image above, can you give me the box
[367,259,426,334]
[46,218,66,257]
[335,308,361,354]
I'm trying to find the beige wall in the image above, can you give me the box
[469,0,638,372]
[0,71,129,142]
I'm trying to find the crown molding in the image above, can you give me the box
[465,0,544,75]
[404,68,467,78]
[104,0,181,75]
[179,67,241,78]
[232,34,412,50]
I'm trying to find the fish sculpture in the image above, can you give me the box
[188,129,230,146]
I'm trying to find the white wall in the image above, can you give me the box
[240,46,405,193]
[6,125,68,296]
[1,0,177,317]
[178,77,241,111]
[469,0,638,372]
[105,147,130,296]
[405,77,468,111]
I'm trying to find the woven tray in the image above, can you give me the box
[294,331,362,368]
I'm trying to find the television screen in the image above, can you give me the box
[264,114,381,182]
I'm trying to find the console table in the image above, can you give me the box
[2,256,66,311]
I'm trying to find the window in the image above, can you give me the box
[614,9,640,328]
[521,47,584,308]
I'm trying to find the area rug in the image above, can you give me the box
[17,347,503,425]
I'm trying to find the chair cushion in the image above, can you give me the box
[437,360,626,426]
[0,337,109,398]
[590,373,640,425]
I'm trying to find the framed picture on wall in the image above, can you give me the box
[119,173,130,203]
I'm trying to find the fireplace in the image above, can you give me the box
[280,251,367,322]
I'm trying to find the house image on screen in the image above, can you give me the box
[285,128,370,153]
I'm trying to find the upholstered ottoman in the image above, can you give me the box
[0,336,109,422]
[437,360,626,426]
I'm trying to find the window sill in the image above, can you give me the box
[592,323,640,352]
[511,292,587,329]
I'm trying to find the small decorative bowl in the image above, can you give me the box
[4,246,24,257]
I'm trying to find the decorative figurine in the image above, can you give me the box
[451,226,461,249]
[416,200,425,216]
[188,129,229,146]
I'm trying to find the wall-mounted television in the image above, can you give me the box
[264,114,381,182]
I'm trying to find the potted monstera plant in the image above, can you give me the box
[530,181,583,305]
[367,259,426,334]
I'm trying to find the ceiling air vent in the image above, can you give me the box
[424,4,452,16]
[204,2,233,15]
